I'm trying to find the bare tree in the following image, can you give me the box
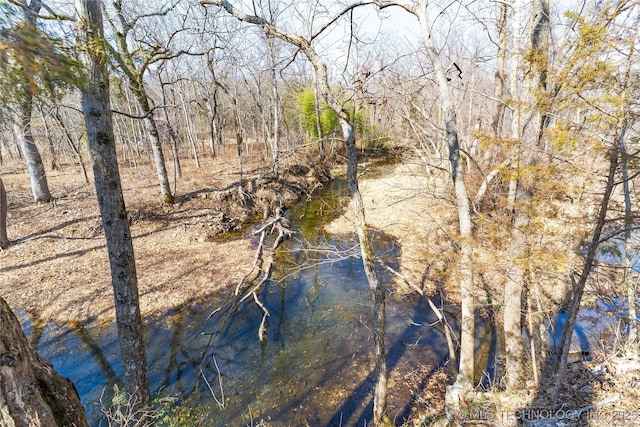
[364,0,475,394]
[485,1,508,156]
[13,0,52,203]
[620,29,638,347]
[102,0,177,203]
[413,1,476,399]
[75,0,151,421]
[200,1,390,423]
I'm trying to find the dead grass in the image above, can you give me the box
[0,145,298,325]
[325,160,458,297]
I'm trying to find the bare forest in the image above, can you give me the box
[1,0,640,426]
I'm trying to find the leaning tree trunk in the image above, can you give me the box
[0,177,9,248]
[136,92,174,203]
[76,0,151,422]
[0,296,88,427]
[417,1,475,388]
[551,142,618,402]
[342,118,389,426]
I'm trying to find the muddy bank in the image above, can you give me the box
[182,161,331,237]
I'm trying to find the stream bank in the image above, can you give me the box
[17,163,474,426]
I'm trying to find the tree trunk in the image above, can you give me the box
[0,296,88,427]
[620,36,637,347]
[0,177,8,249]
[137,93,174,203]
[15,102,52,204]
[39,108,57,171]
[552,142,618,402]
[52,108,89,184]
[502,0,551,391]
[503,211,527,389]
[343,118,389,426]
[417,0,475,388]
[488,2,508,140]
[14,3,52,204]
[76,0,151,422]
[621,120,636,345]
[160,79,182,180]
[314,82,325,161]
[176,88,200,169]
[270,40,280,175]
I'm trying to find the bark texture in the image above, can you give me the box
[141,101,174,203]
[14,104,52,204]
[76,0,151,420]
[0,297,88,427]
[0,177,8,248]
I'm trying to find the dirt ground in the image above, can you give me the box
[327,160,456,297]
[1,144,453,327]
[0,145,318,325]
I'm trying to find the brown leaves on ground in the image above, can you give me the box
[0,148,325,326]
[325,160,458,298]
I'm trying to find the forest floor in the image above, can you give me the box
[0,145,444,326]
[2,145,639,426]
[0,145,332,325]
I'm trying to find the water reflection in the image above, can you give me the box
[17,178,483,426]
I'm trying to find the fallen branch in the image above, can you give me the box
[234,211,291,341]
[200,355,226,410]
[253,292,270,342]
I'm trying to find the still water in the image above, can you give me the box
[19,178,458,426]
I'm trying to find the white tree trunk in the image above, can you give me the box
[416,0,475,388]
[14,2,52,204]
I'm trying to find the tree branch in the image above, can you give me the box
[6,0,74,21]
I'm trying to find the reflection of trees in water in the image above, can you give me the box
[26,311,46,349]
[68,320,121,395]
[157,304,190,397]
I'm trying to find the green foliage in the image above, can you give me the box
[345,102,389,150]
[289,86,389,149]
[295,87,338,138]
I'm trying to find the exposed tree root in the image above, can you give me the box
[198,161,330,236]
[230,209,292,341]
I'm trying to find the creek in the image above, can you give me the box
[18,176,482,426]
